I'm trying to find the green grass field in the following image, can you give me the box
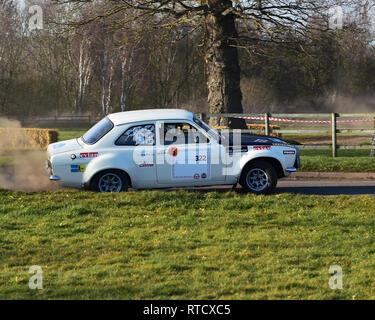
[1,189,375,299]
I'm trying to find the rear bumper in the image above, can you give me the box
[286,168,297,173]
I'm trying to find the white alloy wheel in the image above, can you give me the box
[98,173,123,192]
[245,168,269,192]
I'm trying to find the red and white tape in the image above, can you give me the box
[235,116,374,124]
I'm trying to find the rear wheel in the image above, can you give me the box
[240,161,277,194]
[91,170,129,193]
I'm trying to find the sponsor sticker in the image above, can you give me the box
[139,164,154,168]
[283,150,296,155]
[80,152,98,158]
[194,173,200,180]
[71,164,86,173]
[253,146,271,151]
[168,147,178,157]
[202,173,207,179]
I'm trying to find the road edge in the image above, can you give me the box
[288,172,375,180]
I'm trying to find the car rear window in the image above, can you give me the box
[82,117,114,144]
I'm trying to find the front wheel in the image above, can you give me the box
[240,161,277,195]
[90,170,129,193]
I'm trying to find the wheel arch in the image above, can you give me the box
[86,168,132,190]
[240,157,284,182]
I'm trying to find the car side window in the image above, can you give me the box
[160,122,209,145]
[116,124,155,146]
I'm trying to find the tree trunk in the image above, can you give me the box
[120,56,127,112]
[204,0,246,129]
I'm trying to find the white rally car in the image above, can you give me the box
[46,109,300,194]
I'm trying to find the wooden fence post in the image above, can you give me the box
[332,113,337,158]
[265,113,270,136]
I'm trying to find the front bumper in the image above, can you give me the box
[294,147,301,169]
[285,147,300,174]
[50,175,61,181]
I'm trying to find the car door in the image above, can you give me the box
[115,122,157,188]
[155,120,225,186]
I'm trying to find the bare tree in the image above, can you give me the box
[0,0,25,114]
[61,0,338,127]
[76,33,94,115]
[118,40,144,111]
[98,31,115,116]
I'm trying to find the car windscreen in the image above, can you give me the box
[82,117,114,144]
[193,116,221,142]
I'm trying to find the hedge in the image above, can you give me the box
[0,128,59,150]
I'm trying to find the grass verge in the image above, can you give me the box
[1,189,375,299]
[299,149,375,172]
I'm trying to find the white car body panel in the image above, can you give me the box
[46,109,300,190]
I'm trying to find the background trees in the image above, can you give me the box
[1,0,375,120]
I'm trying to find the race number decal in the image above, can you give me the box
[171,148,211,181]
[195,155,207,162]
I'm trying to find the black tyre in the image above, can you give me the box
[240,161,277,195]
[90,170,129,193]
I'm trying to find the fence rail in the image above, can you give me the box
[199,112,375,157]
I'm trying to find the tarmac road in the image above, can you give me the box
[182,180,375,196]
[276,179,375,196]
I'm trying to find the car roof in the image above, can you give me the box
[107,109,194,125]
